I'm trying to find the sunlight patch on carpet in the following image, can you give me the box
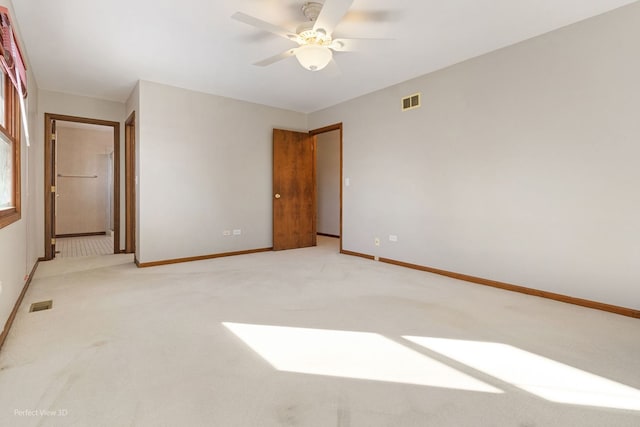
[223,322,502,393]
[405,336,640,411]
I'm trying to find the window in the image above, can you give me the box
[0,73,20,228]
[0,7,26,229]
[0,130,14,209]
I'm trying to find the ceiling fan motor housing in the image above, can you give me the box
[302,2,323,21]
[297,2,331,45]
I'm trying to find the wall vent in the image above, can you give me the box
[401,93,421,111]
[30,300,53,312]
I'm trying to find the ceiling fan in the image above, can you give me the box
[232,0,380,72]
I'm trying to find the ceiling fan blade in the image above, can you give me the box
[313,0,354,35]
[253,48,298,67]
[330,38,394,52]
[232,12,298,40]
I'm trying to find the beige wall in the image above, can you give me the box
[309,2,640,310]
[55,125,113,235]
[136,81,307,263]
[0,0,40,338]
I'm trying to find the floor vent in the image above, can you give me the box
[29,300,53,312]
[401,93,421,111]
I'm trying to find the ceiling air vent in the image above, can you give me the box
[401,93,421,111]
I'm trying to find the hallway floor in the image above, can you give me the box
[0,237,639,426]
[55,234,114,258]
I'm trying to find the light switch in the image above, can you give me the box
[345,177,350,187]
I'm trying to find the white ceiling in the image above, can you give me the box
[11,0,638,113]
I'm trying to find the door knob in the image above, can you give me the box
[275,193,281,199]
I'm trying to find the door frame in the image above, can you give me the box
[309,123,343,253]
[124,111,136,254]
[44,113,121,260]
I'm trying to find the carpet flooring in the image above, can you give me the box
[0,237,638,426]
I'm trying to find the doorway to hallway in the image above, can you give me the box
[55,121,114,240]
[311,123,342,252]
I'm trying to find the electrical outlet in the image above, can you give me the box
[233,229,242,236]
[374,237,380,246]
[389,235,398,242]
[223,230,231,236]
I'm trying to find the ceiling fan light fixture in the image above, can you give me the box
[295,44,332,71]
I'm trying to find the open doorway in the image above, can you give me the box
[314,128,341,235]
[312,125,341,252]
[55,120,114,257]
[44,114,120,260]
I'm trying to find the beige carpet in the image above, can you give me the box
[1,237,639,426]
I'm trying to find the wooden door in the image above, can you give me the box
[273,129,316,250]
